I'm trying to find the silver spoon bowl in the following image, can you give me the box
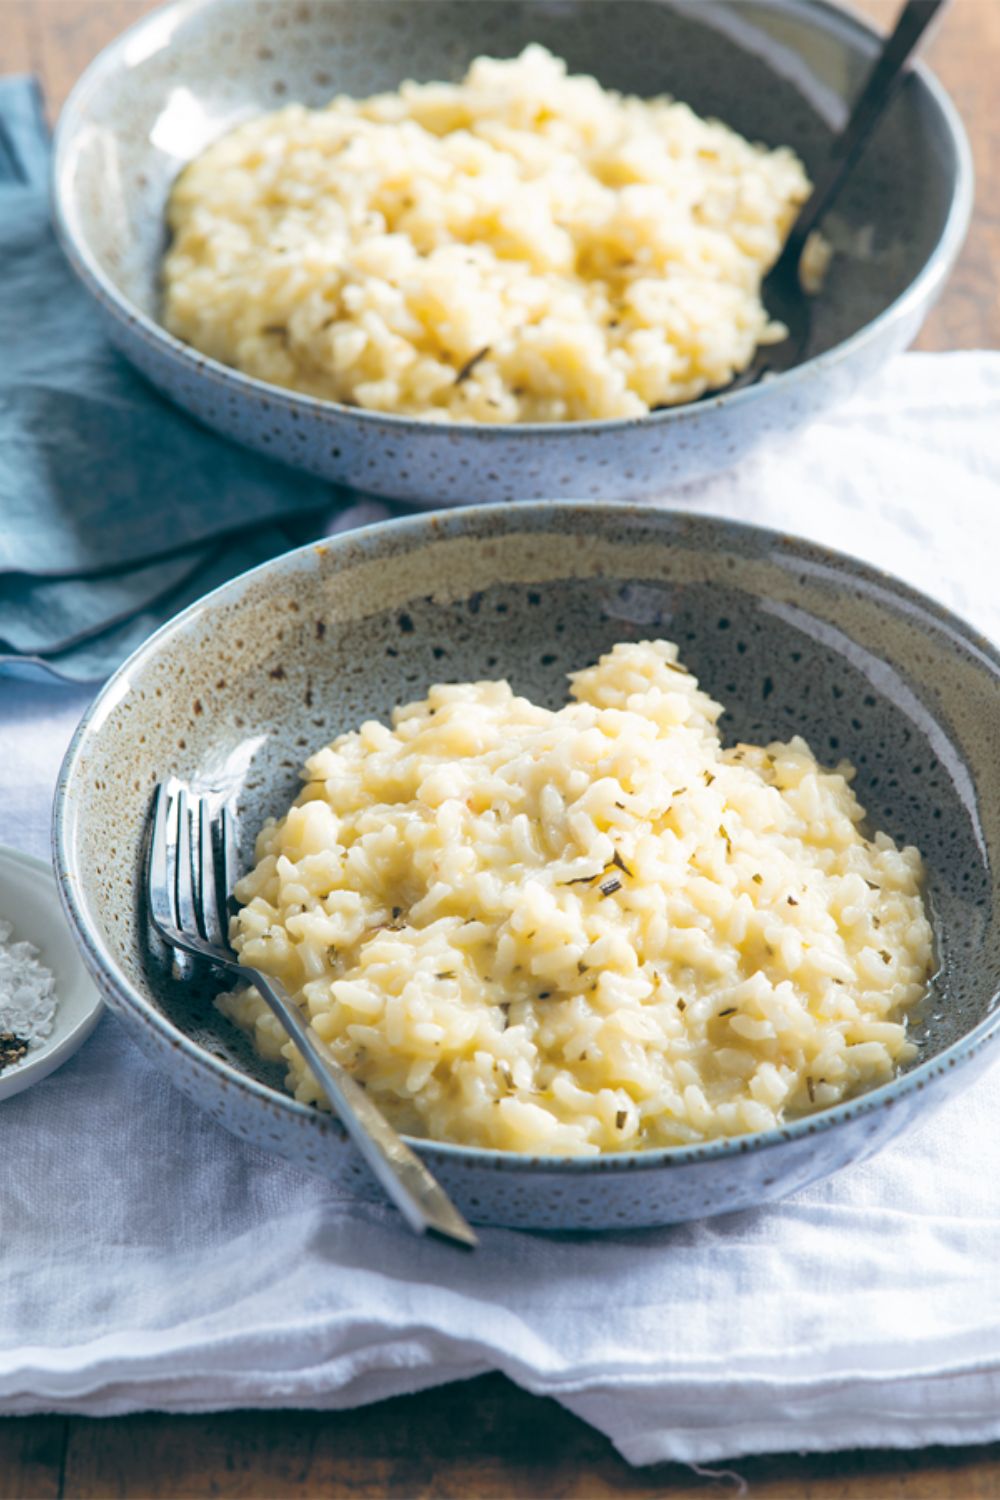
[719,0,949,397]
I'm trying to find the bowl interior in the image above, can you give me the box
[59,507,1000,1122]
[57,0,963,377]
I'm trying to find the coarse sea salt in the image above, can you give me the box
[0,917,58,1071]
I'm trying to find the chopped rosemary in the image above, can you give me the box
[718,1007,736,1017]
[454,345,491,384]
[806,1076,816,1103]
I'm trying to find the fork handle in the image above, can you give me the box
[243,965,477,1248]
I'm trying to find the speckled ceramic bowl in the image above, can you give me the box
[52,0,971,505]
[54,504,1000,1231]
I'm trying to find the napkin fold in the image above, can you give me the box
[0,76,384,682]
[3,352,1000,1467]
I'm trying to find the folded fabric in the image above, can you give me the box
[0,549,211,655]
[3,352,1000,1467]
[0,76,348,677]
[0,531,287,681]
[0,502,401,684]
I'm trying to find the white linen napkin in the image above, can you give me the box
[3,351,1000,1467]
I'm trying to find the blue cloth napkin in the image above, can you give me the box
[0,76,377,682]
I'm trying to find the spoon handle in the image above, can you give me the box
[782,0,950,270]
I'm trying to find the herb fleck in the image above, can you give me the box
[806,1075,816,1103]
[615,1109,627,1130]
[454,345,491,384]
[0,1033,29,1072]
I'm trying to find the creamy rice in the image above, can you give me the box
[163,46,813,421]
[220,641,932,1156]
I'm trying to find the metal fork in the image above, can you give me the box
[145,778,477,1249]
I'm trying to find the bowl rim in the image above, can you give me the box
[53,500,1000,1175]
[51,0,974,441]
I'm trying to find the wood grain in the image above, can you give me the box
[4,1376,1000,1500]
[855,0,1000,351]
[0,1415,65,1500]
[1,2,999,1496]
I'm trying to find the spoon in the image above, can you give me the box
[718,0,949,397]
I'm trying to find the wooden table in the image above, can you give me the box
[3,3,999,1496]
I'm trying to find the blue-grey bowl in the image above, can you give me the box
[52,0,972,506]
[54,503,1000,1231]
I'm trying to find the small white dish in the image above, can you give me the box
[0,844,103,1103]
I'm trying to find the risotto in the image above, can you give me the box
[163,45,814,421]
[220,641,932,1156]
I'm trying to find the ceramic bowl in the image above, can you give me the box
[52,0,971,505]
[54,503,1000,1231]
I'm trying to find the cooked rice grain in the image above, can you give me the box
[163,46,811,421]
[220,641,932,1156]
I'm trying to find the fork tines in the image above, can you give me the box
[147,779,236,958]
